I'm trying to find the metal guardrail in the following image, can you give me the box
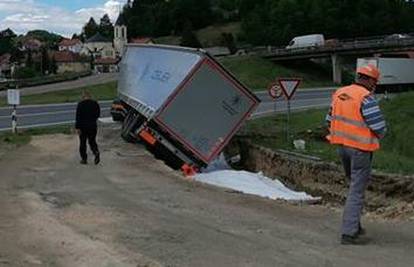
[251,36,414,57]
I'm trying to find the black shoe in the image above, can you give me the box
[341,234,369,245]
[94,153,100,165]
[358,226,366,236]
[80,159,87,165]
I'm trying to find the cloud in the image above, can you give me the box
[0,0,127,37]
[76,0,124,23]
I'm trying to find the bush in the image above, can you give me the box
[14,66,38,79]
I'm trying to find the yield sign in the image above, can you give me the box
[278,78,301,100]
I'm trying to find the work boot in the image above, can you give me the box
[358,225,366,236]
[341,234,369,245]
[94,153,100,165]
[80,159,87,165]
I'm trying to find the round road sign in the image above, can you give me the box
[268,82,282,100]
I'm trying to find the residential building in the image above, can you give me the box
[81,33,116,59]
[53,51,90,74]
[94,57,119,73]
[58,38,83,54]
[21,38,43,51]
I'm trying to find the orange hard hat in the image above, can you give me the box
[357,64,380,80]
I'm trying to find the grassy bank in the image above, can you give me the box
[0,81,117,107]
[155,22,241,47]
[0,125,72,147]
[219,56,334,90]
[243,92,414,174]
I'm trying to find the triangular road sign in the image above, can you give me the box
[278,78,301,100]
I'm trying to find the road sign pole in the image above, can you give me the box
[286,100,291,141]
[12,104,17,134]
[278,78,301,142]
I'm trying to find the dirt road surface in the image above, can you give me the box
[1,124,414,267]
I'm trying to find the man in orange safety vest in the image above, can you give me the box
[326,64,387,245]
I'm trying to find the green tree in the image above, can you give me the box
[41,47,50,75]
[221,32,237,54]
[99,14,114,39]
[14,66,37,79]
[26,50,33,68]
[82,17,99,39]
[50,57,58,74]
[0,29,16,55]
[180,21,202,48]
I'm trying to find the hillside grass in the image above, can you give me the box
[196,22,241,47]
[0,125,72,147]
[219,56,333,91]
[243,92,414,174]
[155,22,241,47]
[219,56,334,91]
[0,82,117,107]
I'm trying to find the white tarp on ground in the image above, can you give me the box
[194,170,321,202]
[99,117,116,124]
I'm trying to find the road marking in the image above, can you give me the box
[258,97,330,107]
[250,103,331,119]
[255,87,336,96]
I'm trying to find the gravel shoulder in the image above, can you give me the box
[1,124,414,267]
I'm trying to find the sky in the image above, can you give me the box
[0,0,128,37]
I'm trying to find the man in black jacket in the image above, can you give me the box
[75,91,101,165]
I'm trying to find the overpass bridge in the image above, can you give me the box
[254,36,414,84]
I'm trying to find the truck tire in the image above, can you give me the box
[121,111,138,143]
[121,110,146,143]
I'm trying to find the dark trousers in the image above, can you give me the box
[79,127,99,161]
[338,146,372,236]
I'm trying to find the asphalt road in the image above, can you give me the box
[0,88,335,131]
[252,88,334,118]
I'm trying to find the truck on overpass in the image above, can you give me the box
[357,57,414,92]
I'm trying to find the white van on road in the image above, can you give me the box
[286,34,325,50]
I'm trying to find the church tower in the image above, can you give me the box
[114,13,127,57]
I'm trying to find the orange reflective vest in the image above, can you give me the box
[327,84,380,152]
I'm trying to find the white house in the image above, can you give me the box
[81,33,116,59]
[58,38,83,54]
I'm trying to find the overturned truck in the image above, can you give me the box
[111,44,260,173]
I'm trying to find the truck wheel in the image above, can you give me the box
[121,111,138,143]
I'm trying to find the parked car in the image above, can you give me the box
[286,34,325,50]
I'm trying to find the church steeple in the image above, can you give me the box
[114,13,127,57]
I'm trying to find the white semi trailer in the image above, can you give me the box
[111,44,260,174]
[357,57,414,91]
